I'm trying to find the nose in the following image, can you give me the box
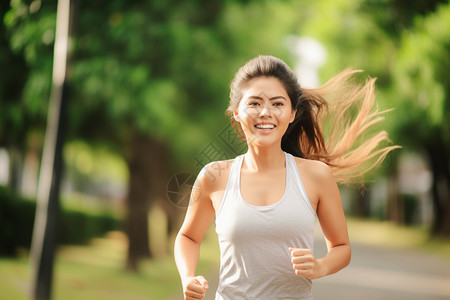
[259,104,272,117]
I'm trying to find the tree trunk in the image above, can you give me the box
[425,131,450,236]
[158,196,185,253]
[388,172,404,224]
[8,147,23,192]
[21,144,40,198]
[30,0,72,297]
[125,132,169,271]
[349,188,371,218]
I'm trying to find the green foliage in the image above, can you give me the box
[0,186,121,257]
[57,209,121,245]
[63,140,128,196]
[0,2,30,147]
[390,3,450,146]
[3,0,449,197]
[291,0,450,159]
[67,0,236,148]
[0,186,35,255]
[3,0,55,109]
[360,0,449,35]
[3,0,306,169]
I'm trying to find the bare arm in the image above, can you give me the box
[314,164,351,277]
[174,170,215,299]
[291,161,351,279]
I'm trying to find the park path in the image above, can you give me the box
[167,228,450,300]
[313,240,450,300]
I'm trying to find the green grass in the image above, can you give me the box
[0,226,220,300]
[347,218,450,261]
[0,255,29,299]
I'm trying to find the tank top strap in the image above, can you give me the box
[285,152,296,178]
[229,154,244,190]
[285,152,315,213]
[216,154,244,216]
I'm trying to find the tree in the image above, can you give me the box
[389,3,450,235]
[348,0,450,234]
[1,0,52,192]
[68,0,303,269]
[286,0,450,236]
[67,0,236,271]
[4,0,301,271]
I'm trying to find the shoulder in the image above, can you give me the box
[292,156,335,184]
[195,158,235,192]
[292,156,339,208]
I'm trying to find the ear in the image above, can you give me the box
[290,110,297,123]
[233,111,240,122]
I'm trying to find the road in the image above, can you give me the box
[169,232,450,300]
[313,240,450,300]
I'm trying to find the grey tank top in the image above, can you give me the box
[215,152,316,300]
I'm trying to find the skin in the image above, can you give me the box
[174,76,351,300]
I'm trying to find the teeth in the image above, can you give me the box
[255,124,275,129]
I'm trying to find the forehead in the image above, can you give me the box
[241,76,289,99]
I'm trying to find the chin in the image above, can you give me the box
[246,136,280,148]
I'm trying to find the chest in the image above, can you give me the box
[216,187,316,247]
[240,168,286,206]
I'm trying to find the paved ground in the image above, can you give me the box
[169,231,450,300]
[313,240,450,300]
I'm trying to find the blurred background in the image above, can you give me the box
[1,0,450,299]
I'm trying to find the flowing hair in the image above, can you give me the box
[226,55,400,184]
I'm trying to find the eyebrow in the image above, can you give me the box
[247,95,287,101]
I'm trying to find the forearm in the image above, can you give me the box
[174,232,202,285]
[317,243,351,278]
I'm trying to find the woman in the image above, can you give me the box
[174,55,398,299]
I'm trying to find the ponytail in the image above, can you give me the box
[283,69,400,183]
[228,56,399,184]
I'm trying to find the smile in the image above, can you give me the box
[255,123,276,129]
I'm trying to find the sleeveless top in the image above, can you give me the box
[215,152,316,300]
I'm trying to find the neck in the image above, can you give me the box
[244,144,285,172]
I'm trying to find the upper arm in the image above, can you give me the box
[314,163,350,249]
[177,165,216,245]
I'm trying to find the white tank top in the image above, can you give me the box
[215,152,316,300]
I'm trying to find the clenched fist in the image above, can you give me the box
[289,247,324,280]
[183,275,209,300]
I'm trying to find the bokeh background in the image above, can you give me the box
[1,0,450,299]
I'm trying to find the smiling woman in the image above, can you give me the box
[174,55,398,300]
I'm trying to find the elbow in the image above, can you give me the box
[175,231,201,246]
[344,243,352,268]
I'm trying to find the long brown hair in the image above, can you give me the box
[226,55,400,184]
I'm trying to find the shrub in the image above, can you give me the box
[0,187,36,255]
[0,186,122,256]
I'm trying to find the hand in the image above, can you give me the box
[183,275,209,300]
[289,247,324,280]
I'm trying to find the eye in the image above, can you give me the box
[248,101,260,106]
[273,102,284,107]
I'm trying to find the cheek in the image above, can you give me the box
[238,105,247,116]
[238,105,258,120]
[275,107,294,121]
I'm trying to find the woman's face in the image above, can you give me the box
[234,76,296,148]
